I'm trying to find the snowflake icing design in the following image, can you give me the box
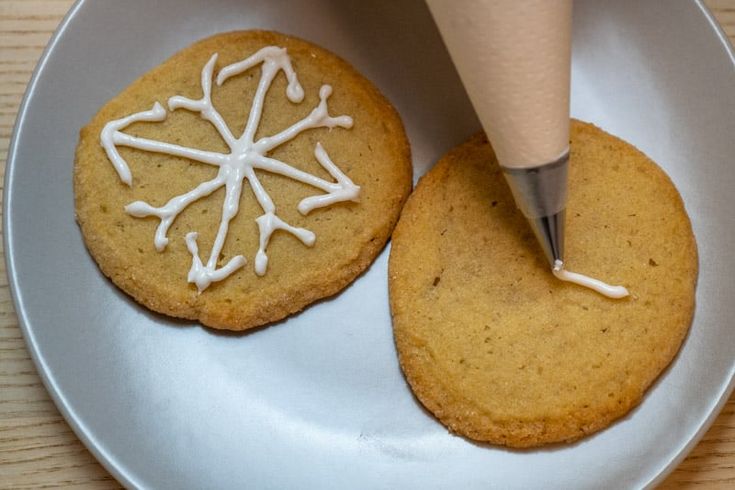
[100,47,359,292]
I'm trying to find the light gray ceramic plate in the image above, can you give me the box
[5,0,735,488]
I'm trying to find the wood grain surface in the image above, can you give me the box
[0,1,733,488]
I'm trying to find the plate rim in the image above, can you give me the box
[3,0,734,488]
[3,0,140,487]
[642,1,735,486]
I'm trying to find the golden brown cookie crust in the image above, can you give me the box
[389,120,697,448]
[75,30,412,330]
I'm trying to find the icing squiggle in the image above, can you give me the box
[552,260,629,299]
[100,47,359,291]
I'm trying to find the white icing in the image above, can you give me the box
[552,260,629,299]
[100,47,359,291]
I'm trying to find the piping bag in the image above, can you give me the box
[426,0,628,298]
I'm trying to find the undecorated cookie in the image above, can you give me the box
[75,30,412,330]
[389,120,697,447]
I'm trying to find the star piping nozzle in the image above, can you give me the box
[501,151,569,268]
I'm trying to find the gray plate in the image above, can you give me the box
[5,0,735,488]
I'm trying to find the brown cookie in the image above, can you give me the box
[75,30,412,330]
[389,120,697,447]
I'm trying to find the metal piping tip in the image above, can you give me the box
[527,210,565,268]
[501,151,569,269]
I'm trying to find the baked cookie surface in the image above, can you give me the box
[75,30,411,330]
[389,120,697,447]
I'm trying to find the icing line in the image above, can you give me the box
[552,260,629,299]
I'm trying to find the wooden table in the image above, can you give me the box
[1,1,733,488]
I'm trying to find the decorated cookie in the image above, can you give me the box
[75,30,411,330]
[389,120,697,447]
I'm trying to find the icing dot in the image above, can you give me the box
[319,84,333,99]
